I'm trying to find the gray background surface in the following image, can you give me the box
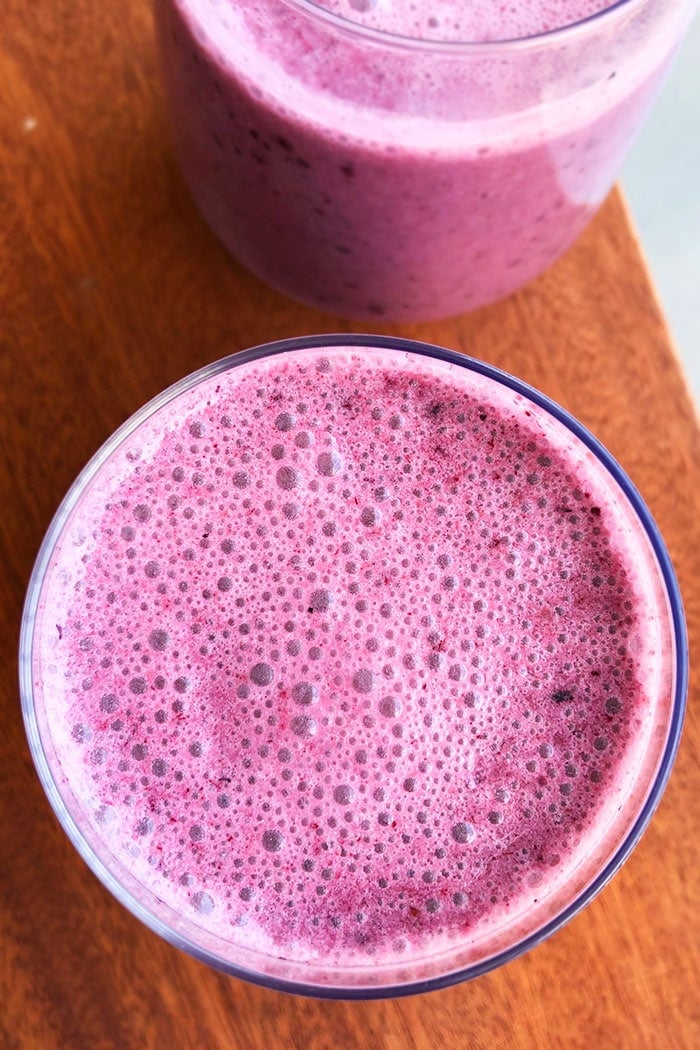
[622,14,700,403]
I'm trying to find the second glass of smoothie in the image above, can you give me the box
[154,0,696,320]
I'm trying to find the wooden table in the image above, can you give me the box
[1,2,698,1047]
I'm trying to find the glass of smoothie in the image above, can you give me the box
[153,0,696,321]
[20,335,685,997]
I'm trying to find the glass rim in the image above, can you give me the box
[20,333,687,999]
[284,0,651,52]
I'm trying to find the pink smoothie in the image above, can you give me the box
[30,343,674,981]
[154,0,689,320]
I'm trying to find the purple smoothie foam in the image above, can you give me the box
[313,1,614,42]
[30,344,673,971]
[154,0,689,320]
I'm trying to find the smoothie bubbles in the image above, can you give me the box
[21,336,686,996]
[154,0,695,320]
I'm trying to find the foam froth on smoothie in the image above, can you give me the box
[315,0,614,42]
[33,346,671,968]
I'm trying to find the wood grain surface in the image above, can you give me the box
[1,2,699,1047]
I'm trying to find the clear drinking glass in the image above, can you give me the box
[20,334,686,997]
[153,0,696,320]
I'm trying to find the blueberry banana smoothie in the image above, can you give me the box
[23,338,681,991]
[154,0,693,319]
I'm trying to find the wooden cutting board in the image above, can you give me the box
[1,2,698,1047]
